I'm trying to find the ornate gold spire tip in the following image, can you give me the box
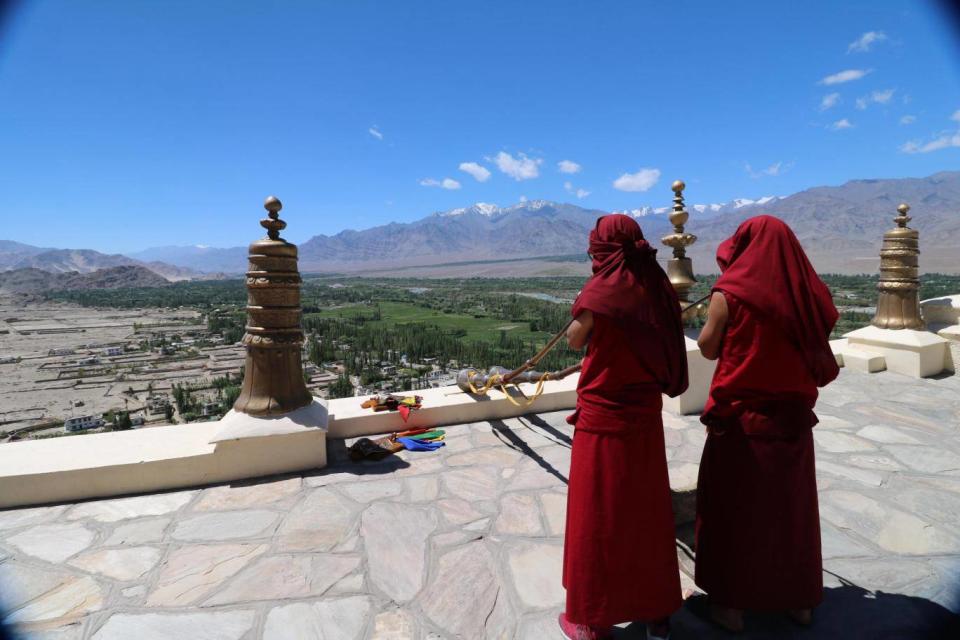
[261,195,287,241]
[895,202,911,228]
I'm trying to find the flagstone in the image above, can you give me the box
[442,466,501,501]
[847,454,903,471]
[91,610,255,640]
[204,553,360,605]
[506,541,565,610]
[340,477,404,503]
[432,530,475,547]
[263,596,373,640]
[0,504,67,531]
[329,572,365,595]
[66,491,196,523]
[370,607,416,640]
[170,510,278,542]
[885,445,960,474]
[857,424,924,445]
[668,462,699,491]
[463,517,491,532]
[6,575,103,625]
[146,543,268,606]
[446,446,523,468]
[276,487,359,551]
[817,460,886,487]
[820,491,960,554]
[103,517,171,546]
[540,492,566,536]
[437,498,484,526]
[517,613,564,640]
[361,501,437,602]
[495,493,543,536]
[406,475,439,502]
[192,477,301,511]
[8,522,95,563]
[813,431,877,453]
[419,541,500,640]
[69,546,162,581]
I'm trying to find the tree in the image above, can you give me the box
[328,375,354,399]
[114,412,133,431]
[164,404,174,422]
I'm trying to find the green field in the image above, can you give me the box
[307,301,551,344]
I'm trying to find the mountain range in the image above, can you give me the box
[0,266,170,295]
[2,171,958,279]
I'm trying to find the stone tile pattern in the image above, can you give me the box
[0,368,958,639]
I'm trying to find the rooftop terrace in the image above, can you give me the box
[2,367,959,639]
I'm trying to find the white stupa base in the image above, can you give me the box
[663,336,717,416]
[842,326,951,378]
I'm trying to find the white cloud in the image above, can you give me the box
[819,93,841,111]
[458,162,491,182]
[830,118,853,131]
[490,151,542,181]
[519,195,528,203]
[612,168,661,192]
[745,161,786,178]
[563,181,590,199]
[819,69,871,85]
[900,110,960,153]
[857,88,896,110]
[368,126,383,140]
[419,177,461,190]
[557,160,581,174]
[900,115,916,125]
[900,132,960,154]
[848,31,887,53]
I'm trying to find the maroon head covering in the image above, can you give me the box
[571,214,688,397]
[714,215,840,387]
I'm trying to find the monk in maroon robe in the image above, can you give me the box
[560,214,688,640]
[695,215,839,632]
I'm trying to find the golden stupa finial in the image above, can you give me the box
[260,195,287,241]
[661,179,698,306]
[895,202,911,228]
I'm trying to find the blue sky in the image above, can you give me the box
[1,0,959,253]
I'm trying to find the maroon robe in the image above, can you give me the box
[695,215,838,611]
[563,214,687,627]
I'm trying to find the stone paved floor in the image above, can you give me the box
[1,368,960,639]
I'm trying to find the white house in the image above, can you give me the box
[63,415,105,433]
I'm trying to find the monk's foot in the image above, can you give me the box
[646,616,671,640]
[787,608,813,626]
[557,613,614,640]
[709,604,744,633]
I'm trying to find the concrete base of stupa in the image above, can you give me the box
[662,336,717,415]
[839,325,952,378]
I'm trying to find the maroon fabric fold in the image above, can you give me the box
[713,215,840,387]
[571,214,688,398]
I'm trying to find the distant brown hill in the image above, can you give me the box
[0,266,170,295]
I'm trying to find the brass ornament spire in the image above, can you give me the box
[871,202,925,330]
[233,196,313,415]
[660,180,698,304]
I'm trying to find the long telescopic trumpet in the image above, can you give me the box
[456,290,713,397]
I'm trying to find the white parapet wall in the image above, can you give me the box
[327,376,577,439]
[0,349,718,509]
[0,400,329,510]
